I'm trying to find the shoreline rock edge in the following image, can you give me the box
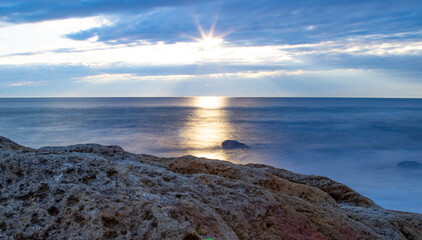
[0,136,421,240]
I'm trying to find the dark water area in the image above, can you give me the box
[1,97,421,213]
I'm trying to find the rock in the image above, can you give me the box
[248,164,380,208]
[222,140,250,149]
[0,136,421,240]
[0,136,30,151]
[397,161,422,168]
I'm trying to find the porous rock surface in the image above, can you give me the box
[0,136,421,240]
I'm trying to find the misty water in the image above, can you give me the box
[1,97,421,213]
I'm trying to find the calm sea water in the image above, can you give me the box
[1,97,421,213]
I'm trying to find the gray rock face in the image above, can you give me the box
[222,140,250,149]
[0,136,421,240]
[397,161,422,168]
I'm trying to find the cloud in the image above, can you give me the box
[76,73,192,83]
[0,37,297,66]
[64,0,422,46]
[75,69,370,84]
[0,0,215,23]
[2,1,422,47]
[2,30,422,70]
[286,37,422,56]
[1,63,421,97]
[0,17,108,56]
[8,81,36,86]
[1,1,422,97]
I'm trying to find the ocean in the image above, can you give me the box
[1,97,421,213]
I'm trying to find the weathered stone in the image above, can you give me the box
[0,136,421,240]
[222,140,250,149]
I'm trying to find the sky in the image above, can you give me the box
[1,0,422,97]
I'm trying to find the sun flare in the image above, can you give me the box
[188,19,226,48]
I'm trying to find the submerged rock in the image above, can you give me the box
[222,140,250,149]
[397,161,422,168]
[0,136,421,240]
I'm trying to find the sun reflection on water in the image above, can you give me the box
[194,96,226,109]
[181,97,230,160]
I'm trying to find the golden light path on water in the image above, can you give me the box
[195,96,225,109]
[181,97,230,160]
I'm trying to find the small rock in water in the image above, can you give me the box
[397,161,422,168]
[222,140,250,149]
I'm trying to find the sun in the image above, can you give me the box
[185,19,226,48]
[199,36,223,48]
[194,28,224,48]
[196,23,224,48]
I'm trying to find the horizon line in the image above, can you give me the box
[1,96,422,99]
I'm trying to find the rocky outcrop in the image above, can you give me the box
[0,136,421,240]
[222,140,250,149]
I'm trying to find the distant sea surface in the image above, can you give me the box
[1,97,421,213]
